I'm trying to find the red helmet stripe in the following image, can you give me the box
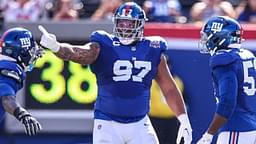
[0,30,9,48]
[124,5,131,16]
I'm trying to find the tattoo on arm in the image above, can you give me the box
[2,96,20,115]
[55,42,100,65]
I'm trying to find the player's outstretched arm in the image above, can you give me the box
[38,25,100,65]
[155,55,192,144]
[2,96,42,136]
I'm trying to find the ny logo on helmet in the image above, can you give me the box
[211,22,223,33]
[121,8,132,17]
[20,38,31,48]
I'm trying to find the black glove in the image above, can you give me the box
[14,107,42,136]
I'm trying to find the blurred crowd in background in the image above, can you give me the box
[0,0,255,24]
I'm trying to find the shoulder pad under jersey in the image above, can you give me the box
[210,49,238,69]
[144,36,168,51]
[0,60,25,81]
[90,30,113,44]
[0,69,22,83]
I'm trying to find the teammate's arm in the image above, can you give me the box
[2,95,20,115]
[155,55,186,116]
[38,25,100,65]
[2,95,42,136]
[208,66,237,134]
[155,55,192,144]
[197,66,237,144]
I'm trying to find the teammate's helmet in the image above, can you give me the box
[0,27,43,71]
[199,16,243,55]
[113,2,148,45]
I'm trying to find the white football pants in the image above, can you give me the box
[217,131,256,144]
[93,115,159,144]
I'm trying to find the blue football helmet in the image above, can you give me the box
[113,2,148,45]
[199,16,243,55]
[0,27,43,71]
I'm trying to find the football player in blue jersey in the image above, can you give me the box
[197,16,256,144]
[38,2,192,144]
[0,27,43,135]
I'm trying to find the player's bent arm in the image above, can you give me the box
[155,55,186,116]
[2,95,42,136]
[2,95,20,115]
[55,42,100,65]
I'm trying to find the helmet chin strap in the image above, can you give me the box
[209,38,226,55]
[210,47,218,56]
[17,56,26,70]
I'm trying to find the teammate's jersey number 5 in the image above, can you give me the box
[113,60,151,82]
[243,59,256,96]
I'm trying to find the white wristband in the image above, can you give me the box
[177,113,190,124]
[51,42,60,53]
[204,133,214,138]
[203,132,214,141]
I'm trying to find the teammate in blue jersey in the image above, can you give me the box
[38,2,192,144]
[197,16,256,144]
[0,27,43,135]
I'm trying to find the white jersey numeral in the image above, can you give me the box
[243,59,256,96]
[113,60,151,82]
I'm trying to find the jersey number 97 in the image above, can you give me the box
[113,60,152,82]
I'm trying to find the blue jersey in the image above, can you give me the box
[0,60,25,122]
[90,31,167,123]
[210,48,256,132]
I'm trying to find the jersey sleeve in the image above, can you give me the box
[0,61,26,82]
[90,30,110,44]
[212,65,238,119]
[0,82,16,97]
[147,36,168,52]
[0,71,23,97]
[158,36,168,51]
[209,50,236,69]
